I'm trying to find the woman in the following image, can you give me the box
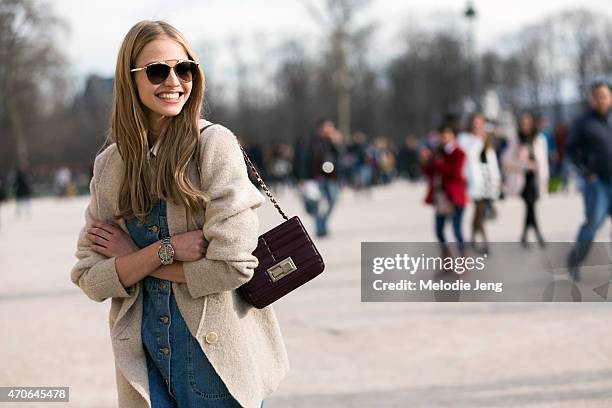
[421,118,468,264]
[458,113,501,255]
[502,112,549,248]
[70,21,289,408]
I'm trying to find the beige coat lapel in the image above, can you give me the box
[171,160,208,340]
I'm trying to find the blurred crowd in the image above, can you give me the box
[240,112,572,201]
[239,109,572,242]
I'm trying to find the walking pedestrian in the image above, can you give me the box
[566,80,612,281]
[293,118,344,237]
[502,112,549,249]
[421,117,468,264]
[459,112,501,255]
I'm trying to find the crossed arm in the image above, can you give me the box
[70,126,265,303]
[85,220,206,286]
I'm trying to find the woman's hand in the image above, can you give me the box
[170,230,209,262]
[87,221,139,258]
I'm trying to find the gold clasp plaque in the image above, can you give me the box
[267,257,297,282]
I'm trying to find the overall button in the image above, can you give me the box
[159,315,169,324]
[159,282,168,290]
[160,347,170,355]
[149,225,159,233]
[205,331,219,344]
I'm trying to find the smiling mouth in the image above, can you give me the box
[155,91,184,101]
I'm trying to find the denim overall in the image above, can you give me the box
[125,198,263,408]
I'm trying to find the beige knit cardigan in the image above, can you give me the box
[70,119,290,408]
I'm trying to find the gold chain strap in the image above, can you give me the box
[197,124,289,221]
[234,135,289,221]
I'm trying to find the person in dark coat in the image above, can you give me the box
[14,163,33,219]
[293,118,344,237]
[347,131,374,191]
[397,135,420,181]
[566,80,612,281]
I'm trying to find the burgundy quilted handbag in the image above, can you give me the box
[199,124,325,309]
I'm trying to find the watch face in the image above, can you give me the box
[158,244,174,264]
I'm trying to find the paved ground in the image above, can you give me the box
[2,180,612,407]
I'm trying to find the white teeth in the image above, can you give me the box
[157,92,180,100]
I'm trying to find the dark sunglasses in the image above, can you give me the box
[130,59,199,85]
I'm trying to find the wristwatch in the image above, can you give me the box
[157,237,175,265]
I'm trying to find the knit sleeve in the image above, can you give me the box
[70,146,134,302]
[182,125,265,299]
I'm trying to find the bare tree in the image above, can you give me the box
[274,40,315,140]
[0,0,68,168]
[388,27,470,137]
[557,9,612,97]
[300,0,374,139]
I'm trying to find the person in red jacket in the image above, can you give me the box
[421,118,468,261]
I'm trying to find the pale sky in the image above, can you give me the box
[51,0,612,97]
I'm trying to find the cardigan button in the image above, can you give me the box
[205,331,218,344]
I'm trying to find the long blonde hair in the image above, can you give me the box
[102,20,208,224]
